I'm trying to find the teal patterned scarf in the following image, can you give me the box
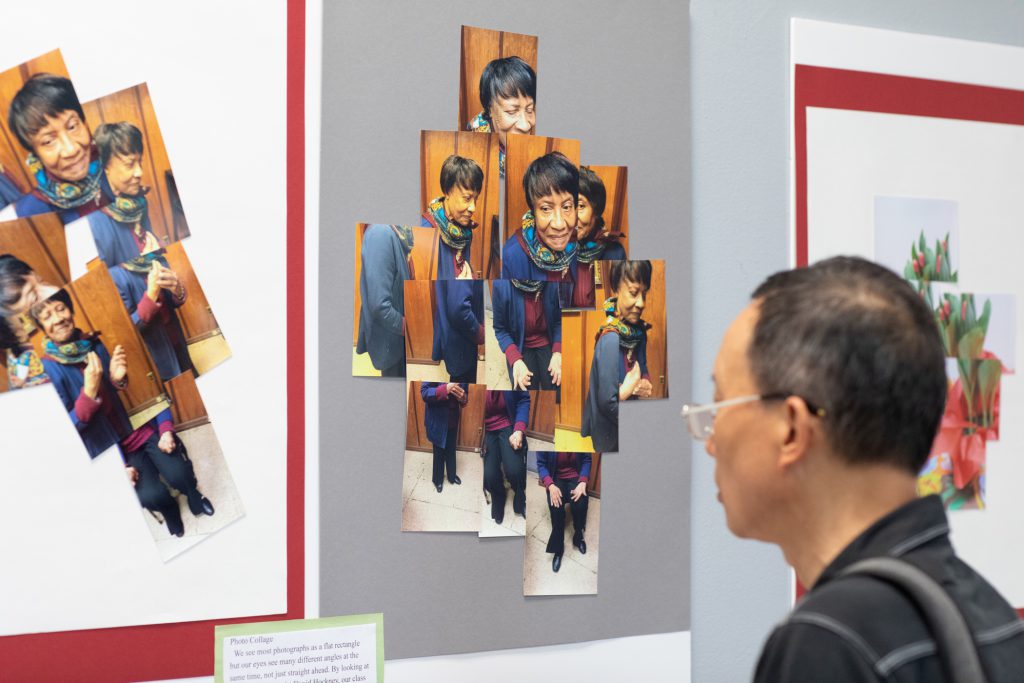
[27,145,102,210]
[598,297,649,351]
[511,279,543,295]
[121,250,165,274]
[44,333,95,365]
[425,196,475,253]
[103,189,149,223]
[467,112,504,178]
[521,211,576,273]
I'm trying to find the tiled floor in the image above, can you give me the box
[485,308,512,390]
[522,470,600,596]
[401,449,483,532]
[144,422,246,561]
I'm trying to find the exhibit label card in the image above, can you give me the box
[215,614,384,683]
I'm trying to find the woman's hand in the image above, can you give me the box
[456,261,473,279]
[635,377,654,398]
[548,484,563,508]
[619,361,641,401]
[509,430,524,450]
[158,431,176,453]
[512,359,533,389]
[548,351,562,386]
[571,482,588,502]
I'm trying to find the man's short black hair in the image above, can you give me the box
[439,155,483,195]
[479,56,536,118]
[609,260,652,292]
[750,256,946,474]
[8,73,85,152]
[29,287,74,331]
[578,166,607,219]
[94,121,144,168]
[522,152,578,210]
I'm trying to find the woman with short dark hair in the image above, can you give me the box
[582,261,654,452]
[572,166,626,309]
[0,254,55,389]
[467,56,536,179]
[421,155,484,279]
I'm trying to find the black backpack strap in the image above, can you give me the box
[840,557,987,683]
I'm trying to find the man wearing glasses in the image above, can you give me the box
[683,257,1024,682]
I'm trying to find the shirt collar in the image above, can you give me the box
[813,494,951,589]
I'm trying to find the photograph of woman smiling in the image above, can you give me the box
[581,260,654,453]
[466,55,535,179]
[502,152,578,307]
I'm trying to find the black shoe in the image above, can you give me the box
[552,553,562,573]
[166,516,185,538]
[449,475,462,485]
[574,538,587,555]
[494,511,505,526]
[201,497,215,516]
[435,482,443,493]
[188,493,215,517]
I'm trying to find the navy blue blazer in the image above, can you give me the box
[491,279,562,379]
[420,215,473,280]
[356,224,410,371]
[108,265,191,381]
[501,230,575,308]
[432,279,483,378]
[500,390,530,431]
[0,172,22,210]
[421,381,468,448]
[42,339,131,458]
[536,452,592,487]
[581,330,649,453]
[87,210,156,267]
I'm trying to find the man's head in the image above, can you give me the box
[95,122,145,197]
[439,155,483,227]
[522,152,577,252]
[609,260,651,324]
[30,288,76,344]
[479,56,536,147]
[707,257,946,539]
[577,166,606,238]
[8,74,91,182]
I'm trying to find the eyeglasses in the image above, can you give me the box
[680,393,826,441]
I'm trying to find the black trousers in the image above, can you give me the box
[432,424,458,486]
[545,476,588,555]
[522,344,554,391]
[126,433,201,537]
[483,427,526,519]
[449,367,477,383]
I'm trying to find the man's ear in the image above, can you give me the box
[778,396,815,469]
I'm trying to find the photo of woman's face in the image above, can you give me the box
[29,110,93,182]
[1,272,57,341]
[577,195,595,238]
[615,278,647,324]
[533,190,576,252]
[443,185,479,227]
[489,93,535,147]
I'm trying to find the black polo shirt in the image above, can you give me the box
[754,495,1024,682]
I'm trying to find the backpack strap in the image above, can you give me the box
[839,556,987,683]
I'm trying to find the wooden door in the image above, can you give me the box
[0,214,70,286]
[583,165,629,256]
[456,383,486,452]
[458,26,538,131]
[587,453,602,498]
[0,50,71,191]
[403,279,437,364]
[504,136,581,244]
[556,309,606,433]
[82,83,187,245]
[353,223,436,346]
[526,389,555,441]
[597,259,668,399]
[406,381,431,452]
[166,371,209,431]
[162,241,220,344]
[420,130,501,279]
[60,266,164,417]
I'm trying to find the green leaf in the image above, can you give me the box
[919,230,927,253]
[979,299,991,338]
[959,327,985,361]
